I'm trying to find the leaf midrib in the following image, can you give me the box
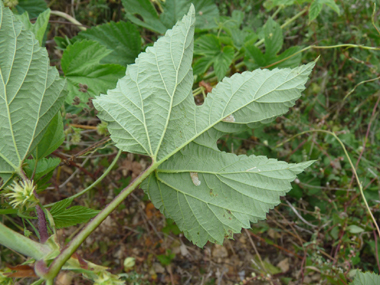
[156,64,309,167]
[153,21,192,160]
[1,12,21,168]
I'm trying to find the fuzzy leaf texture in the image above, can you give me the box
[94,6,315,247]
[0,3,66,185]
[350,271,380,285]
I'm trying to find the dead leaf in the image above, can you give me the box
[277,258,289,272]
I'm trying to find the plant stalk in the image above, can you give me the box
[0,222,51,259]
[45,164,156,281]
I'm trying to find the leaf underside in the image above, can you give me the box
[94,5,315,246]
[350,271,380,285]
[0,4,66,183]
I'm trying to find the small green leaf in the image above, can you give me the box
[350,271,380,285]
[193,56,214,76]
[347,225,364,234]
[0,4,66,179]
[122,0,166,34]
[51,205,99,229]
[157,250,175,266]
[16,0,48,18]
[75,21,141,66]
[214,46,234,81]
[309,0,340,22]
[50,198,73,216]
[34,112,65,160]
[194,34,221,56]
[320,0,340,15]
[194,35,234,79]
[269,46,302,68]
[14,9,50,46]
[24,157,60,180]
[61,40,126,108]
[309,0,324,22]
[245,45,266,66]
[264,17,283,57]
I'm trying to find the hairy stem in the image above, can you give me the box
[0,222,51,259]
[50,11,86,31]
[45,164,156,281]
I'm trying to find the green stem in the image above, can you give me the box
[0,150,122,215]
[50,11,86,31]
[45,150,122,207]
[0,222,51,259]
[45,163,156,280]
[278,129,380,238]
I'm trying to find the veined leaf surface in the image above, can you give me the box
[94,6,315,246]
[0,4,66,183]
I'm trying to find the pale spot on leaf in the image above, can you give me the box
[190,172,201,186]
[222,114,235,122]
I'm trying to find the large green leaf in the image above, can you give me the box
[61,40,126,107]
[94,6,315,246]
[75,21,141,66]
[122,0,219,34]
[0,4,66,179]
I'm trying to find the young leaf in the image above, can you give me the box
[213,46,234,81]
[350,271,380,285]
[264,17,283,57]
[15,0,48,18]
[24,157,61,181]
[51,206,100,229]
[94,6,315,247]
[33,112,65,160]
[49,198,73,216]
[194,34,234,80]
[309,0,340,22]
[0,4,66,179]
[75,21,141,66]
[61,40,126,108]
[122,0,219,34]
[122,0,166,34]
[245,18,301,69]
[14,8,50,46]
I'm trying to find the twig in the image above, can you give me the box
[285,200,318,228]
[244,229,269,275]
[246,229,303,259]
